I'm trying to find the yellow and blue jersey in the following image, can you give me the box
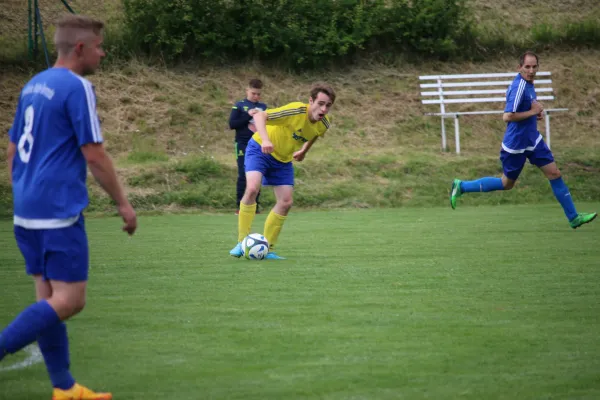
[252,102,331,163]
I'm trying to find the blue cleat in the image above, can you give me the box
[265,252,286,260]
[229,242,243,258]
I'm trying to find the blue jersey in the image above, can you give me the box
[502,74,542,153]
[8,67,103,229]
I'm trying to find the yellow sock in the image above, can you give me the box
[264,211,287,250]
[238,202,257,242]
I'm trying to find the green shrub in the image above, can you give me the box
[531,18,600,48]
[122,0,475,67]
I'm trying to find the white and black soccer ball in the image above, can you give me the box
[242,233,269,260]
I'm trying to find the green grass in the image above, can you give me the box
[1,204,600,399]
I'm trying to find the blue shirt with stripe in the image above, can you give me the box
[502,74,541,153]
[8,67,103,226]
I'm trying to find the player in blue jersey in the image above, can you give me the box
[1,14,136,400]
[449,51,596,229]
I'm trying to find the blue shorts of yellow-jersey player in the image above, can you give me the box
[13,214,89,282]
[500,139,554,181]
[244,138,294,186]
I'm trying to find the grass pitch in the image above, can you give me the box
[1,204,599,399]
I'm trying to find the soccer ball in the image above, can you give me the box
[242,233,269,260]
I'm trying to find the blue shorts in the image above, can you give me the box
[500,139,554,180]
[13,215,89,282]
[244,139,294,186]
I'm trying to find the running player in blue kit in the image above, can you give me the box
[1,14,136,400]
[450,51,596,229]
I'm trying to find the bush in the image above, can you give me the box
[531,18,600,48]
[122,0,475,67]
[374,0,473,58]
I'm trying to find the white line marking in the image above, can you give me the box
[0,344,43,372]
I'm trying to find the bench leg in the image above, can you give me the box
[441,117,447,151]
[544,111,551,149]
[454,115,460,154]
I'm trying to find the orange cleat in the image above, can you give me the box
[52,383,112,400]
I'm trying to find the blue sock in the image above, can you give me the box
[550,177,578,221]
[461,177,504,193]
[38,322,75,390]
[0,300,60,360]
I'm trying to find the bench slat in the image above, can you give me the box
[420,87,554,96]
[422,95,555,105]
[420,79,552,88]
[425,108,568,116]
[419,72,552,80]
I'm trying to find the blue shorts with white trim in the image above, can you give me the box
[244,139,294,186]
[500,139,554,180]
[13,214,89,282]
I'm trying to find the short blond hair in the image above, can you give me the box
[54,14,104,55]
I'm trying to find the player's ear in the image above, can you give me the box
[73,41,85,57]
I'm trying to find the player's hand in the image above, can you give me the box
[537,112,543,120]
[531,100,544,115]
[261,140,274,154]
[248,109,259,116]
[118,203,137,235]
[293,150,306,162]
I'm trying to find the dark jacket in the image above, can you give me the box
[228,99,267,145]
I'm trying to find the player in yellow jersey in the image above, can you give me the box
[229,82,336,259]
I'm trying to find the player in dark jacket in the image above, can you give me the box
[229,79,267,213]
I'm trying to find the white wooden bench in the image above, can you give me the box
[419,72,568,154]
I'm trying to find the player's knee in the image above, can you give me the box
[49,293,86,319]
[546,170,561,180]
[501,176,516,190]
[278,197,293,211]
[245,185,260,199]
[72,298,86,314]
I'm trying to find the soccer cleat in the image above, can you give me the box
[569,212,597,229]
[52,383,112,400]
[450,178,463,210]
[229,242,243,258]
[265,252,286,260]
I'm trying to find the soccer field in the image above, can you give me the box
[1,204,599,400]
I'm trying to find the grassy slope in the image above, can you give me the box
[1,1,600,215]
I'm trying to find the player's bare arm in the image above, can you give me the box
[81,143,137,235]
[503,100,543,122]
[252,110,274,154]
[293,136,318,162]
[6,141,16,184]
